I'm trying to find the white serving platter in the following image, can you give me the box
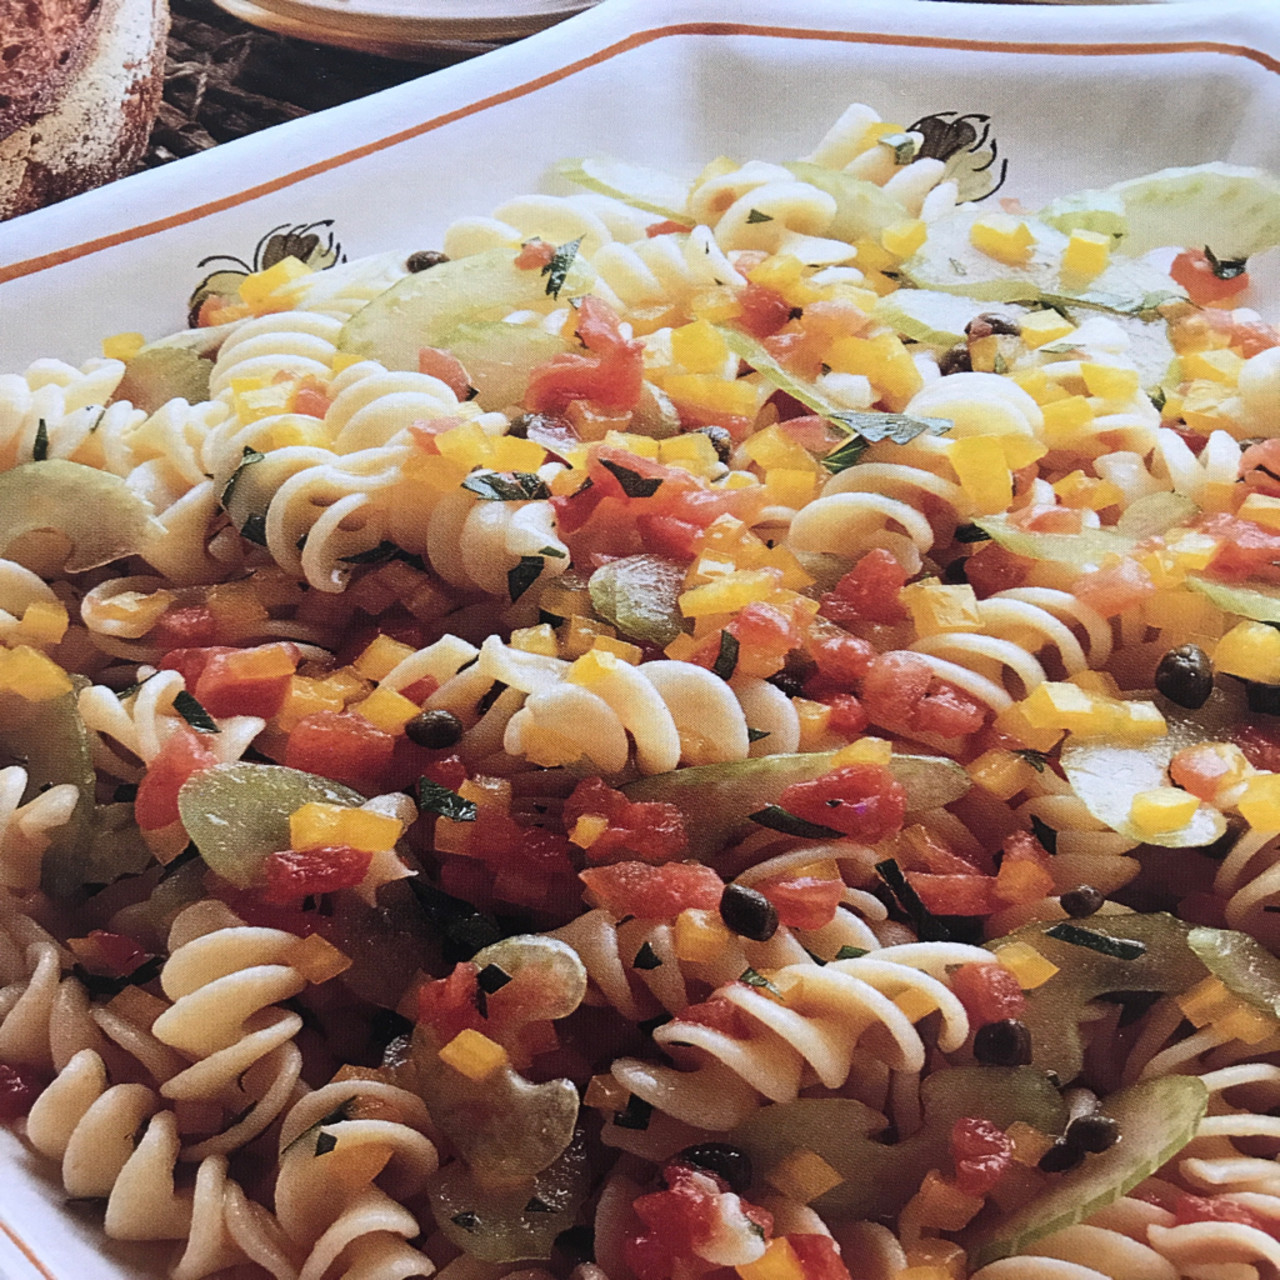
[2,0,1280,1274]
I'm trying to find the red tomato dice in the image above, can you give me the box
[951,1116,1014,1196]
[134,727,221,830]
[579,860,723,919]
[262,844,373,904]
[780,764,907,842]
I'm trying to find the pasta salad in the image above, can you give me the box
[6,99,1280,1280]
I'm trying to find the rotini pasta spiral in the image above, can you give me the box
[0,357,131,469]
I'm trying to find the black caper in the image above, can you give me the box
[1038,1139,1085,1173]
[1154,643,1213,709]
[967,312,1021,338]
[1059,884,1104,918]
[937,343,972,377]
[719,884,779,942]
[943,556,970,584]
[406,250,449,273]
[678,1143,753,1195]
[1066,1114,1121,1153]
[1246,680,1280,716]
[972,1018,1032,1067]
[767,649,818,699]
[694,425,733,466]
[405,708,464,750]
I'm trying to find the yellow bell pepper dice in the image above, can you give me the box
[1215,621,1280,685]
[1129,787,1198,836]
[949,435,1012,515]
[1062,229,1111,280]
[1239,773,1280,831]
[438,1029,508,1081]
[1020,310,1076,349]
[901,582,982,637]
[969,214,1035,266]
[290,802,403,852]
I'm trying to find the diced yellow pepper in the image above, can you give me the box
[353,634,416,682]
[967,749,1037,801]
[438,1028,508,1081]
[1183,347,1246,384]
[0,646,73,700]
[998,435,1049,471]
[1019,682,1115,735]
[290,802,403,852]
[674,908,733,963]
[794,698,833,750]
[679,568,783,618]
[1039,395,1096,449]
[592,635,643,664]
[1239,772,1280,831]
[1178,975,1234,1027]
[834,737,893,766]
[671,318,731,374]
[488,434,550,471]
[903,1241,967,1280]
[664,373,763,420]
[1239,492,1280,531]
[765,1148,845,1202]
[1067,669,1122,699]
[1062,229,1111,280]
[746,253,825,306]
[584,1073,629,1112]
[993,703,1064,754]
[285,933,353,984]
[994,941,1059,989]
[15,600,69,646]
[330,351,363,374]
[102,331,146,361]
[1181,379,1238,436]
[882,218,927,259]
[561,615,617,658]
[765,468,819,507]
[949,435,1012,515]
[690,286,744,323]
[1052,470,1123,511]
[659,432,722,478]
[233,382,295,424]
[825,332,923,410]
[969,214,1035,266]
[1130,787,1198,835]
[896,986,937,1023]
[901,582,983,637]
[736,1238,805,1280]
[1080,363,1141,402]
[664,633,702,662]
[351,685,421,733]
[912,1169,985,1230]
[320,666,371,703]
[1215,620,1280,685]
[743,424,818,473]
[276,675,345,731]
[567,648,622,687]
[1165,531,1221,573]
[239,256,311,305]
[570,814,609,849]
[1217,1001,1278,1045]
[1019,310,1076,349]
[510,624,560,657]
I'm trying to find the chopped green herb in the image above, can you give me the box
[1150,386,1167,413]
[613,1094,654,1130]
[508,555,544,603]
[1013,749,1049,774]
[451,1211,480,1232]
[949,257,968,276]
[749,804,844,839]
[739,967,784,999]
[221,446,264,509]
[476,963,511,994]
[543,237,583,298]
[240,513,268,546]
[33,419,48,462]
[314,1131,338,1157]
[747,728,771,743]
[826,410,951,447]
[633,942,663,971]
[461,470,551,502]
[1044,922,1146,960]
[993,352,1008,375]
[878,132,918,165]
[539,544,567,558]
[712,630,740,681]
[834,945,869,961]
[416,777,478,823]
[173,690,219,734]
[1030,814,1059,854]
[600,458,663,498]
[876,857,952,942]
[954,523,992,543]
[746,208,774,224]
[339,541,400,564]
[821,434,869,474]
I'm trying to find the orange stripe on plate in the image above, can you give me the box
[0,1215,60,1280]
[2,23,1278,286]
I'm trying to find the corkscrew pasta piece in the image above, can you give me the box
[0,358,134,469]
[0,766,78,891]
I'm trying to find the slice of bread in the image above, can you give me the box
[0,0,169,220]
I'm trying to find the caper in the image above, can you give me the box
[405,708,464,749]
[694,425,733,466]
[1066,1113,1121,1153]
[966,312,1021,338]
[1038,1139,1085,1173]
[943,556,969,584]
[1059,884,1104,918]
[1246,681,1280,716]
[972,1018,1032,1067]
[677,1142,753,1194]
[1154,643,1213,709]
[938,343,972,376]
[406,250,449,272]
[719,884,779,942]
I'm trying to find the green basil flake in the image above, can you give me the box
[461,470,551,502]
[878,131,918,165]
[173,690,219,734]
[221,446,265,508]
[993,352,1008,375]
[739,966,784,999]
[416,777,478,823]
[1204,245,1249,280]
[948,257,968,277]
[600,458,663,498]
[712,630,739,681]
[749,804,844,840]
[1030,813,1059,854]
[802,947,828,965]
[954,522,992,543]
[508,555,544,603]
[476,963,511,994]
[613,1094,654,1131]
[339,541,399,564]
[450,1211,480,1232]
[827,410,952,446]
[1039,339,1081,355]
[633,942,663,971]
[240,512,268,546]
[875,857,952,942]
[542,236,583,299]
[746,208,774,224]
[33,419,49,462]
[539,544,567,558]
[747,727,771,743]
[314,1131,338,1157]
[1012,749,1049,774]
[821,434,869,475]
[1150,386,1167,413]
[1044,922,1146,961]
[834,945,869,960]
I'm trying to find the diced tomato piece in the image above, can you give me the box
[407,417,464,454]
[964,544,1031,598]
[677,993,752,1036]
[1174,1193,1276,1238]
[1240,439,1280,498]
[736,282,795,339]
[758,876,844,930]
[579,860,723,919]
[1170,744,1235,801]
[824,693,869,736]
[151,604,219,650]
[778,414,844,455]
[636,513,703,561]
[0,1063,45,1120]
[646,219,693,237]
[1008,504,1085,534]
[399,675,440,704]
[902,824,983,875]
[733,602,801,655]
[906,871,1000,916]
[417,962,481,1040]
[780,763,907,842]
[909,680,987,737]
[789,1235,852,1280]
[1072,558,1155,618]
[951,1116,1014,1197]
[860,651,933,728]
[828,549,909,624]
[85,931,149,977]
[1200,511,1280,582]
[292,385,331,419]
[284,711,397,795]
[809,634,876,688]
[158,645,232,689]
[192,642,300,719]
[950,961,1027,1026]
[515,240,557,270]
[525,296,644,414]
[1170,248,1251,307]
[418,346,474,401]
[262,844,373,905]
[420,752,468,791]
[135,727,221,829]
[1003,830,1053,870]
[564,776,688,864]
